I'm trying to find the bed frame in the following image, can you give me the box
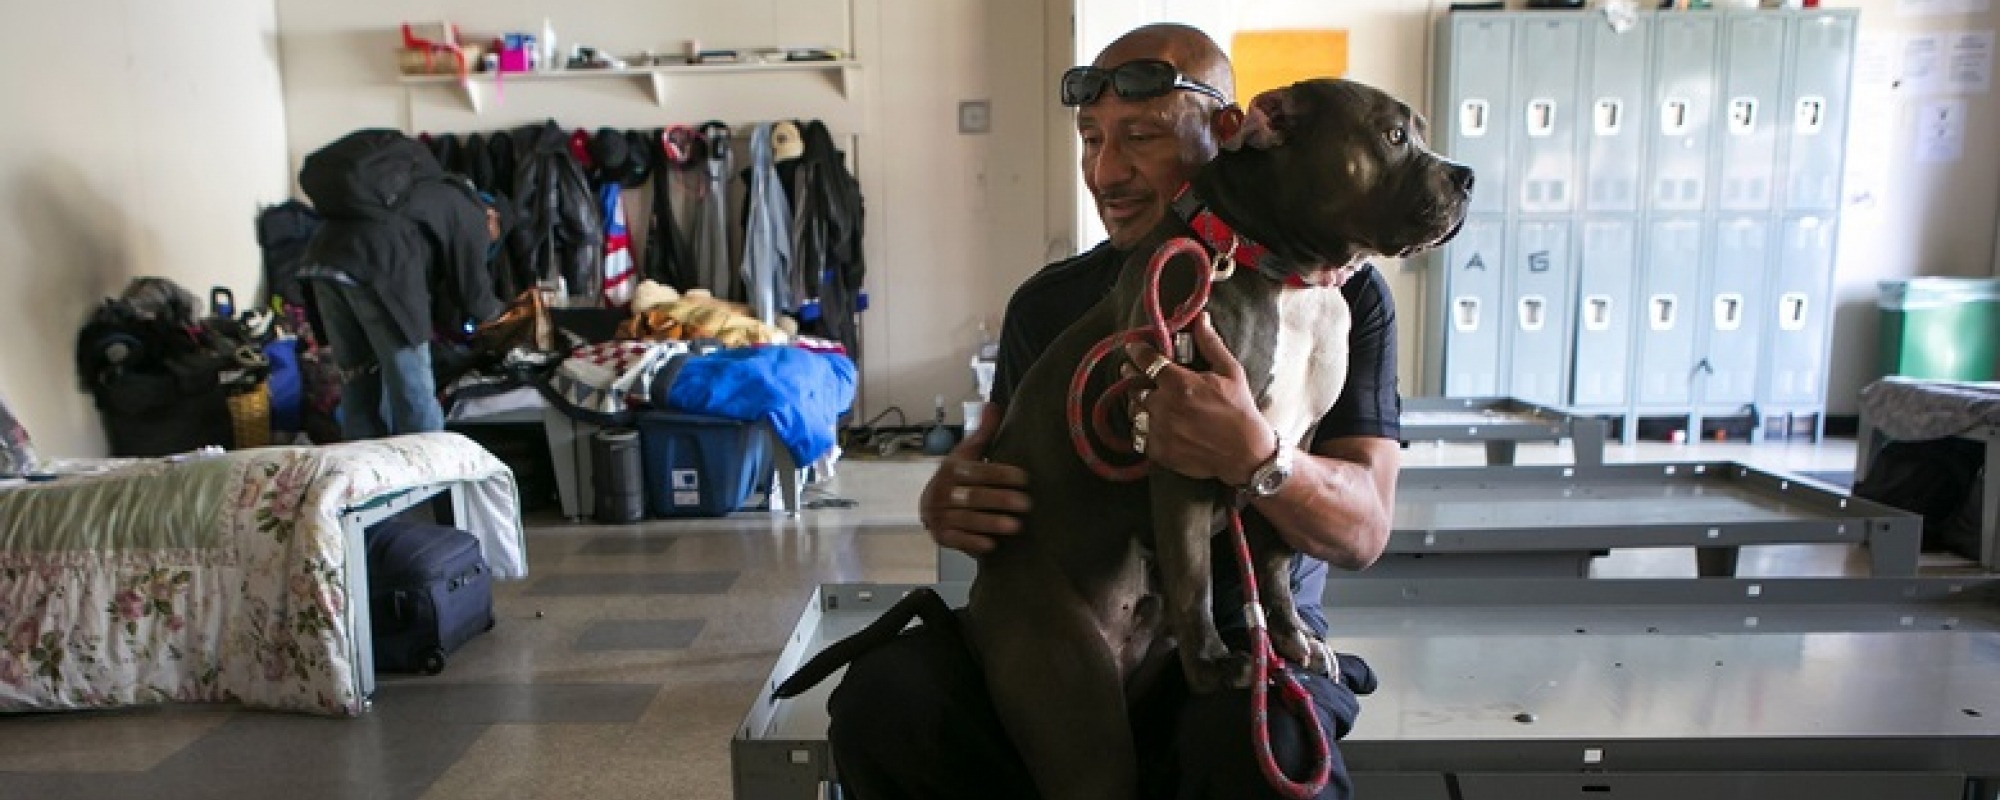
[1400,397,1607,467]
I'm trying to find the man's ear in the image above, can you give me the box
[1211,104,1246,147]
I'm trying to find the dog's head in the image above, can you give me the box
[1195,78,1473,283]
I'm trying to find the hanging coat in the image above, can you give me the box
[739,123,793,325]
[691,122,737,301]
[645,126,697,293]
[600,182,635,307]
[508,121,603,302]
[787,121,866,359]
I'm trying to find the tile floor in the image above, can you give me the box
[0,434,1920,799]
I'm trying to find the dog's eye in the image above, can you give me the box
[1385,127,1408,146]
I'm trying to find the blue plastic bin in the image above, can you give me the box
[635,412,772,518]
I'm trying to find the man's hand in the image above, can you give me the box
[919,403,1032,556]
[1125,312,1273,487]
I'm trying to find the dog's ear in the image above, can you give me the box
[1210,105,1246,150]
[1223,89,1289,151]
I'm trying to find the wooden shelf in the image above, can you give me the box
[399,60,861,113]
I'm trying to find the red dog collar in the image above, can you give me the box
[1170,187,1327,288]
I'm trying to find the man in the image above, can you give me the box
[827,24,1399,799]
[298,130,503,440]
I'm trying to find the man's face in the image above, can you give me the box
[1077,66,1218,250]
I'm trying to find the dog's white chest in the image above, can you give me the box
[1262,288,1352,448]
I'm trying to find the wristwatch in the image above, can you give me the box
[1245,430,1293,498]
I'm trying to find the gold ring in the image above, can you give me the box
[1132,432,1148,454]
[1144,355,1171,381]
[1133,411,1150,434]
[1136,389,1152,406]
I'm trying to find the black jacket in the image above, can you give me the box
[786,121,866,356]
[507,121,603,301]
[298,130,502,348]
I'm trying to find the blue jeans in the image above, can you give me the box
[311,280,441,440]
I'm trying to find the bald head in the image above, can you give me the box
[1092,23,1235,105]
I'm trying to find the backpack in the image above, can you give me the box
[299,129,443,219]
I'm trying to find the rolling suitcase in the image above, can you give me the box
[365,519,495,674]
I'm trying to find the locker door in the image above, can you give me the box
[1572,218,1638,408]
[1511,17,1584,214]
[1442,217,1508,397]
[1646,15,1720,213]
[1634,218,1704,406]
[1582,14,1651,213]
[1716,15,1787,212]
[1701,216,1771,406]
[1782,12,1856,212]
[1507,220,1573,406]
[1763,215,1837,404]
[1442,16,1515,215]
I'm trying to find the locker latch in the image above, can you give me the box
[1660,98,1691,136]
[1527,99,1557,138]
[1453,297,1482,332]
[1518,295,1548,331]
[1584,295,1614,332]
[1727,97,1758,136]
[1650,294,1678,331]
[1714,293,1745,331]
[1594,98,1623,136]
[1778,292,1809,331]
[1461,99,1490,138]
[1794,96,1826,135]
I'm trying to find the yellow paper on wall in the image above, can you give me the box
[1231,30,1349,102]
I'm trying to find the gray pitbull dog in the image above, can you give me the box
[777,78,1471,800]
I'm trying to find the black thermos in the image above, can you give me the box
[592,428,646,524]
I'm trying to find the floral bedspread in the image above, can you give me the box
[0,432,524,716]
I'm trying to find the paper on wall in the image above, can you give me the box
[1853,33,1898,91]
[1903,33,1948,94]
[1946,31,1994,94]
[1914,98,1967,163]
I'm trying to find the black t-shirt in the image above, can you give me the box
[989,242,1403,637]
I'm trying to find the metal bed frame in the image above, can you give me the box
[333,481,468,708]
[1855,417,2000,571]
[734,577,2000,799]
[1400,397,1607,467]
[936,461,1920,582]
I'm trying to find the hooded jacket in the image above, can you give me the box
[297,129,502,349]
[507,121,604,303]
[784,121,866,357]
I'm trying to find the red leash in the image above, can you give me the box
[1063,236,1333,799]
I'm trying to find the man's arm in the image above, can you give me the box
[1245,436,1397,570]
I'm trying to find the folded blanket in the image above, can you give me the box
[652,346,856,464]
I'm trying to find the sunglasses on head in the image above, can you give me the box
[1060,59,1230,107]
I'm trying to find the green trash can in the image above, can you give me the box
[1878,278,2000,381]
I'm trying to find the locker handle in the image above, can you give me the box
[1661,98,1691,136]
[1453,296,1482,332]
[1461,99,1490,138]
[1650,294,1677,331]
[1714,293,1745,331]
[1527,98,1557,138]
[1583,295,1614,332]
[1795,96,1826,135]
[1778,292,1809,331]
[1593,98,1623,136]
[1727,97,1758,135]
[1518,295,1548,331]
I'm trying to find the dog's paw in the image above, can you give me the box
[1182,646,1256,693]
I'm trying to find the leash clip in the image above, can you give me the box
[1211,238,1240,282]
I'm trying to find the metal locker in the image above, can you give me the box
[1441,216,1508,397]
[1646,15,1720,213]
[1571,218,1639,408]
[1439,15,1514,214]
[1582,13,1651,213]
[1634,218,1705,407]
[1506,220,1573,406]
[1700,216,1771,406]
[1510,17,1583,214]
[1782,11,1856,212]
[1763,215,1837,404]
[1715,14,1787,211]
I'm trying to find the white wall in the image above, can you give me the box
[1075,0,2000,413]
[274,0,1068,427]
[0,0,293,457]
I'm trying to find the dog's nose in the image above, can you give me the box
[1450,164,1475,195]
